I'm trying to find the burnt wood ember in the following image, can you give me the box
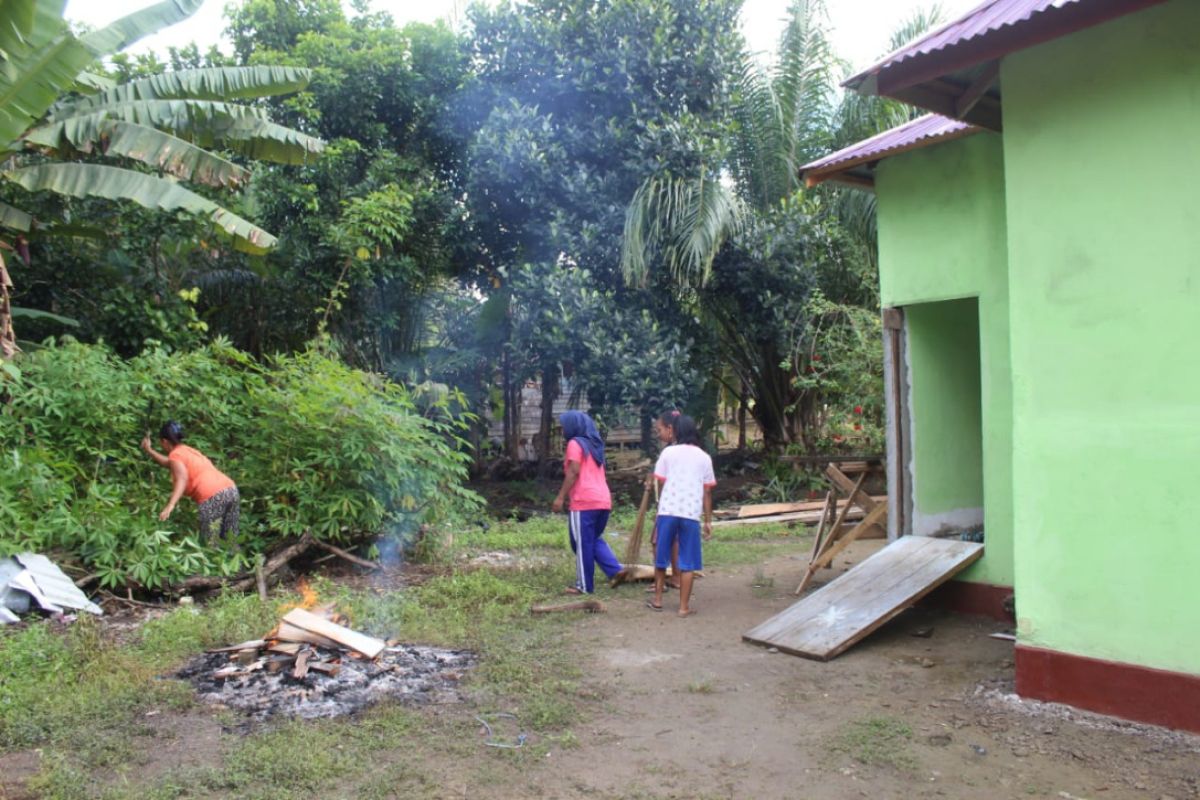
[177,644,475,719]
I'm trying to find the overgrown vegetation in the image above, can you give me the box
[0,339,478,589]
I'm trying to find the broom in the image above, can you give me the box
[622,474,655,564]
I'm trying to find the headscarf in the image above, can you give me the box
[560,410,605,467]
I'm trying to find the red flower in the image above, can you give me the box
[812,354,822,362]
[832,434,843,443]
[854,405,863,415]
[854,423,862,431]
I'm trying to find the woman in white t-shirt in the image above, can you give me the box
[648,411,715,617]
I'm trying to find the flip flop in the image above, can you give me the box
[677,608,696,618]
[644,584,675,593]
[645,600,663,611]
[563,587,583,595]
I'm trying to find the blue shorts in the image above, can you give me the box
[654,515,703,572]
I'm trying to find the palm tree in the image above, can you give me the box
[0,0,324,358]
[621,0,839,288]
[618,2,943,448]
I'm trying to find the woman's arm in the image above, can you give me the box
[141,436,170,467]
[552,459,581,512]
[159,459,188,521]
[702,484,714,540]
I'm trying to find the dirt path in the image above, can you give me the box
[523,543,1200,799]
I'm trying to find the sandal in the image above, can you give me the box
[563,587,583,596]
[677,608,696,618]
[645,600,663,611]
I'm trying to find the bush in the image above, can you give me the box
[0,339,479,589]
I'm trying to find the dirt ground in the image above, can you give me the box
[4,539,1199,800]
[527,540,1200,799]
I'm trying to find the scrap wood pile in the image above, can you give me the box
[186,588,475,719]
[713,460,885,528]
[207,602,386,682]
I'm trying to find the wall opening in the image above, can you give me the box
[901,297,984,538]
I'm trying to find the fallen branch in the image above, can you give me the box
[312,539,380,571]
[171,531,315,595]
[530,599,607,614]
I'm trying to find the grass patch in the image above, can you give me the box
[833,716,918,773]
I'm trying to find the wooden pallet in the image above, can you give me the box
[743,536,983,660]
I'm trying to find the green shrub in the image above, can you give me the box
[0,339,480,589]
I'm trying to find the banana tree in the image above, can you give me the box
[0,0,324,358]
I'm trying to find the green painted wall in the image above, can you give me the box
[1002,0,1200,674]
[905,298,984,514]
[875,134,1013,586]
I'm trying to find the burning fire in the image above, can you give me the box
[296,578,319,610]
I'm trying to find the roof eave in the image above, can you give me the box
[845,0,1169,124]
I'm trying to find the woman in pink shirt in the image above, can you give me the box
[552,411,622,594]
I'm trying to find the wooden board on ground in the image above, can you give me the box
[713,508,863,528]
[744,537,983,661]
[736,496,885,519]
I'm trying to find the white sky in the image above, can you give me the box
[66,0,980,76]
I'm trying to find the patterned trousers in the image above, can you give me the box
[198,486,241,546]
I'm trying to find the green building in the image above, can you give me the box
[801,0,1200,732]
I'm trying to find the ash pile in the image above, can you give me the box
[178,600,474,720]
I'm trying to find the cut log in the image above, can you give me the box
[268,641,303,656]
[530,599,607,614]
[281,607,386,658]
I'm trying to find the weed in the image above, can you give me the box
[750,567,776,598]
[686,678,717,694]
[833,716,918,773]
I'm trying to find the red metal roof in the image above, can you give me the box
[800,114,981,189]
[845,0,1167,96]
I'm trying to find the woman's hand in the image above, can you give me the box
[702,521,713,541]
[158,504,175,522]
[140,435,153,453]
[551,495,565,513]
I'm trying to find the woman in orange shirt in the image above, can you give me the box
[141,420,240,547]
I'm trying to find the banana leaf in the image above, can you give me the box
[0,200,33,232]
[0,2,92,150]
[59,66,313,113]
[82,0,204,57]
[5,163,277,254]
[10,306,77,326]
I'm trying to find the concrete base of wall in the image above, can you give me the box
[1016,644,1200,734]
[919,579,1013,621]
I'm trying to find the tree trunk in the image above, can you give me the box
[640,409,654,456]
[537,366,559,463]
[737,385,748,451]
[502,348,520,461]
[0,253,17,360]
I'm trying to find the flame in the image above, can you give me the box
[296,578,319,610]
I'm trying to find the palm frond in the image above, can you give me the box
[621,173,746,288]
[4,163,277,254]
